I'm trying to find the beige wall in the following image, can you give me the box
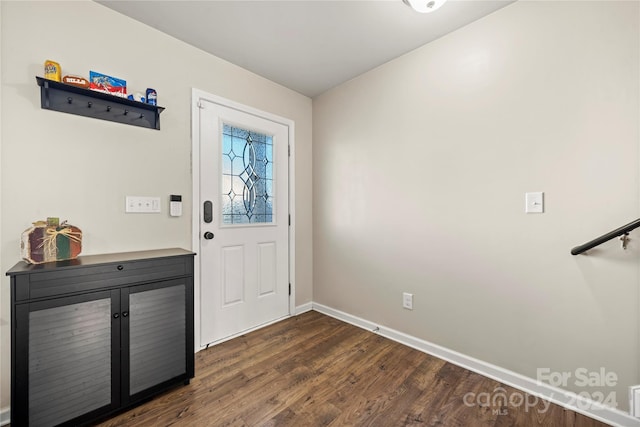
[0,0,313,412]
[313,0,639,411]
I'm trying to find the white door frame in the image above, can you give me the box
[191,88,296,351]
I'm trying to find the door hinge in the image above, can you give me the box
[288,145,291,157]
[289,283,291,295]
[288,214,291,226]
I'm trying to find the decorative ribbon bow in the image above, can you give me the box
[37,226,82,256]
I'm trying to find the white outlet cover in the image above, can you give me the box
[403,292,413,310]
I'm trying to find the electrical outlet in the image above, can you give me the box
[403,292,413,310]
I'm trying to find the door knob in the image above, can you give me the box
[204,231,214,240]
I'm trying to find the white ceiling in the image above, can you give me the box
[97,0,514,98]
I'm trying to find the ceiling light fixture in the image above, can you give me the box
[402,0,447,13]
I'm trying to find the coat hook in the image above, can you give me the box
[139,113,144,119]
[106,106,111,112]
[124,110,129,116]
[67,97,72,104]
[87,101,92,108]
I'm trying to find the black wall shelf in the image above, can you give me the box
[36,76,165,130]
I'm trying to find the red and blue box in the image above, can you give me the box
[89,71,126,97]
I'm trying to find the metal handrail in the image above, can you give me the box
[571,218,640,255]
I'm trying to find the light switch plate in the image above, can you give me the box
[525,192,544,213]
[126,196,161,213]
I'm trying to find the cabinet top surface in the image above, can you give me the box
[6,248,195,276]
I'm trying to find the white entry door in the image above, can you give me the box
[197,98,290,347]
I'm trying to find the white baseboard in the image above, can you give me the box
[295,302,313,315]
[312,302,640,427]
[0,406,10,426]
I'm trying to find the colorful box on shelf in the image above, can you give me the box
[20,217,82,264]
[89,71,126,97]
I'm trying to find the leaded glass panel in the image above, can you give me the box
[222,123,274,224]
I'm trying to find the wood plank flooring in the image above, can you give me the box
[95,311,611,427]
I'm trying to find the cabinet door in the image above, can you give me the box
[14,290,120,426]
[121,279,192,404]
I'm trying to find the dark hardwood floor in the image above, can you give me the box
[96,311,611,427]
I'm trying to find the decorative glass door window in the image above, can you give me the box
[221,124,274,224]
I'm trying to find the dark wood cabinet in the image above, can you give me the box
[6,248,195,426]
